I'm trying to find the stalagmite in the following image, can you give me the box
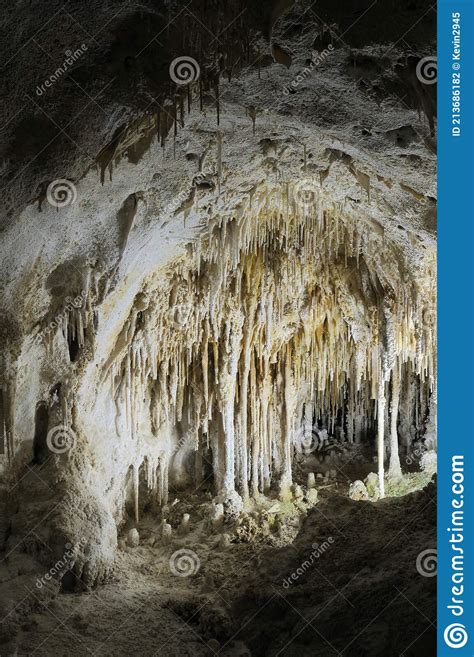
[179,513,190,535]
[161,522,172,543]
[126,528,140,548]
[211,502,224,528]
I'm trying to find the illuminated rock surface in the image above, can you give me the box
[0,1,436,654]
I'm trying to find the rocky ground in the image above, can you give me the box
[0,452,436,657]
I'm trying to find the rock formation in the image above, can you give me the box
[0,2,436,653]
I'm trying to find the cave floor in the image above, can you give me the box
[1,455,436,657]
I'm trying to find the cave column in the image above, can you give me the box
[377,375,386,498]
[221,383,237,494]
[238,312,254,501]
[260,370,272,492]
[133,463,139,524]
[220,318,243,499]
[250,353,260,499]
[279,346,294,501]
[388,363,402,480]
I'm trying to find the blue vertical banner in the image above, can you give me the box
[438,0,474,654]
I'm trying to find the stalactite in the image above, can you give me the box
[104,181,436,507]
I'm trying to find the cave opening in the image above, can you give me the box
[67,331,81,363]
[0,0,437,653]
[107,188,435,518]
[32,402,50,465]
